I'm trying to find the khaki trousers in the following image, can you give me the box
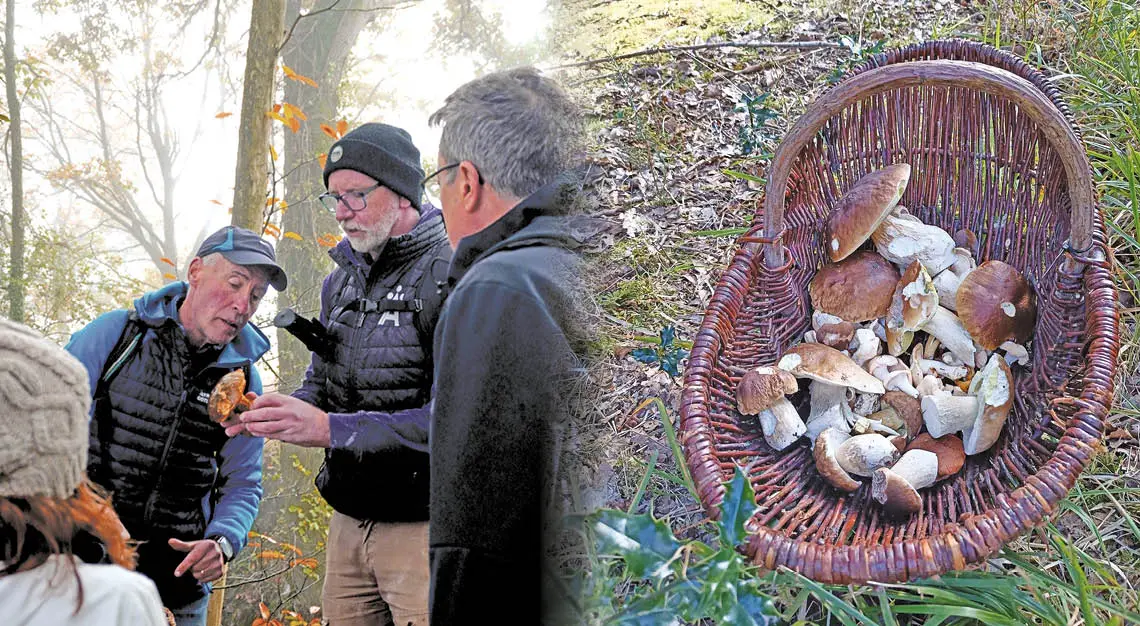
[322,512,429,626]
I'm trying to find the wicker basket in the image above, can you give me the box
[679,40,1119,584]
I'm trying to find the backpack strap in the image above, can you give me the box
[412,241,453,346]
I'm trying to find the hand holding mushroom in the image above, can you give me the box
[208,369,256,426]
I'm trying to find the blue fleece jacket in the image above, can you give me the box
[65,281,266,557]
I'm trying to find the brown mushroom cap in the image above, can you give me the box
[736,366,799,415]
[906,433,966,480]
[208,369,252,423]
[778,343,886,394]
[817,321,857,350]
[880,391,922,440]
[956,260,1036,350]
[953,228,979,258]
[894,260,939,331]
[824,163,912,262]
[808,251,900,323]
[871,468,923,517]
[814,428,861,492]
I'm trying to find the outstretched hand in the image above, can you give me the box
[225,392,331,448]
[169,538,224,583]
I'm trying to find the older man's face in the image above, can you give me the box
[183,255,269,347]
[328,169,403,254]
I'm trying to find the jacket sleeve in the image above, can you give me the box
[63,309,131,413]
[428,279,575,622]
[327,402,431,455]
[205,366,264,555]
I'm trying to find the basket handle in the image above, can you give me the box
[761,60,1095,268]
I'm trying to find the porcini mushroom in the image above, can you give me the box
[870,207,958,275]
[918,306,980,366]
[880,391,922,440]
[208,369,254,424]
[835,433,900,477]
[920,354,1013,451]
[824,163,912,262]
[910,343,969,380]
[817,321,857,351]
[850,328,881,366]
[956,260,1037,350]
[931,248,976,311]
[757,400,808,451]
[906,433,966,481]
[736,366,799,415]
[814,428,861,492]
[778,343,885,442]
[809,251,900,323]
[1000,341,1030,367]
[871,449,939,516]
[865,354,919,398]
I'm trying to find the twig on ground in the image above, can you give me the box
[553,40,844,70]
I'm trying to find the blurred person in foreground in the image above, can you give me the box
[65,226,287,626]
[0,318,168,625]
[229,123,451,626]
[425,66,589,624]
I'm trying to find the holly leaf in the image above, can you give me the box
[719,464,757,548]
[660,325,676,348]
[660,347,686,377]
[591,509,682,582]
[630,347,660,365]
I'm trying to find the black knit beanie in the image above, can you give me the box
[323,123,425,210]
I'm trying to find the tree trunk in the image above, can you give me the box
[231,0,286,231]
[4,0,25,322]
[275,0,379,392]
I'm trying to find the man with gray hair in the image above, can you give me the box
[424,66,587,623]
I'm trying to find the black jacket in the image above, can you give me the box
[428,179,588,624]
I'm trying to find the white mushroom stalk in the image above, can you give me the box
[851,328,881,366]
[865,355,919,398]
[871,209,958,275]
[758,398,808,451]
[921,306,979,366]
[921,394,978,438]
[805,380,855,443]
[883,449,939,490]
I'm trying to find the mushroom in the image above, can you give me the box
[803,330,818,343]
[1000,340,1030,367]
[956,260,1036,350]
[906,433,966,481]
[884,260,938,356]
[880,391,922,440]
[736,366,799,415]
[814,428,861,492]
[851,392,880,417]
[824,163,911,262]
[871,449,939,516]
[850,328,881,366]
[917,374,951,397]
[870,207,958,275]
[920,354,1013,451]
[812,311,844,331]
[961,354,1014,455]
[208,369,254,424]
[865,354,918,398]
[918,306,980,366]
[953,228,979,258]
[778,343,885,442]
[757,400,808,451]
[910,344,968,380]
[817,321,857,351]
[931,248,976,311]
[853,416,901,437]
[835,433,900,477]
[809,251,900,323]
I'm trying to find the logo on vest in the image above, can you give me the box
[379,285,404,327]
[195,390,210,405]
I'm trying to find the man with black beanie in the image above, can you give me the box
[230,123,451,626]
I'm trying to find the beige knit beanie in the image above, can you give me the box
[0,318,90,499]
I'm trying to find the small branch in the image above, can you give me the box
[551,40,842,70]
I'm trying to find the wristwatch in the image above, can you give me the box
[209,535,234,562]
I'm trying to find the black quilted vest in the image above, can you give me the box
[315,214,448,522]
[88,321,238,606]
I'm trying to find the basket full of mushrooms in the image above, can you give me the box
[679,40,1119,584]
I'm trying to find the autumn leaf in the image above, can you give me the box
[163,273,177,280]
[266,197,280,206]
[288,117,301,133]
[319,124,337,140]
[281,542,303,556]
[317,153,328,169]
[283,231,303,241]
[295,557,319,569]
[160,257,176,266]
[215,112,233,119]
[272,103,282,114]
[336,119,347,137]
[251,619,267,626]
[260,602,271,619]
[264,224,282,238]
[266,110,290,126]
[282,102,307,121]
[209,199,223,206]
[278,201,288,211]
[259,550,287,560]
[269,145,278,162]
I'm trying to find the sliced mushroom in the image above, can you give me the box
[836,433,901,477]
[817,321,857,351]
[824,163,911,262]
[865,354,918,398]
[880,391,922,440]
[961,354,1014,455]
[894,261,939,331]
[1000,341,1030,367]
[956,260,1036,350]
[809,251,900,323]
[870,207,958,275]
[814,428,861,492]
[853,416,901,437]
[757,398,808,451]
[850,328,881,366]
[872,449,939,517]
[736,366,799,415]
[906,433,966,481]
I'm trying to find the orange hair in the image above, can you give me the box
[0,478,138,612]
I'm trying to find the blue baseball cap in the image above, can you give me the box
[196,226,288,291]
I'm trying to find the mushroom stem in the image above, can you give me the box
[805,380,855,444]
[851,328,881,366]
[921,394,979,438]
[757,398,807,451]
[921,306,978,366]
[913,357,969,380]
[886,449,938,490]
[932,269,964,310]
[871,211,958,275]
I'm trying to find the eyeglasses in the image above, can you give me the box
[421,162,485,187]
[317,182,382,214]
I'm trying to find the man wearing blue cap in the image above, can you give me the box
[64,225,286,626]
